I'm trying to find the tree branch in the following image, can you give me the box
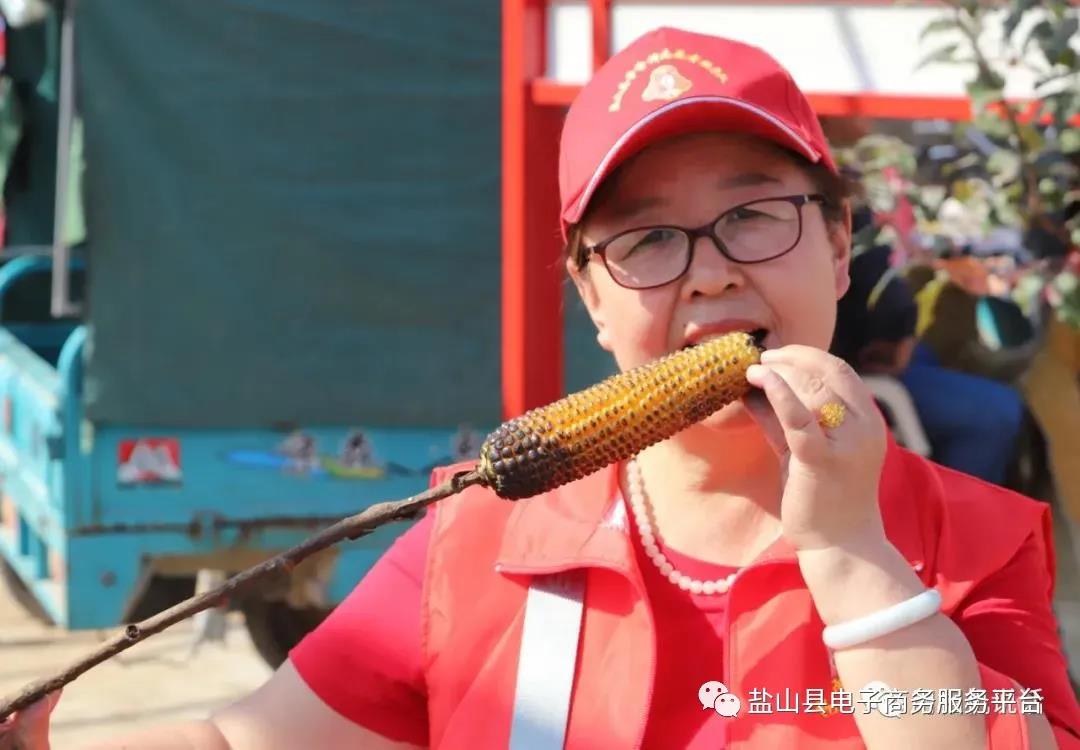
[0,469,485,722]
[946,0,1043,215]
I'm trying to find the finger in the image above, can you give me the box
[741,389,789,459]
[759,360,834,414]
[0,713,23,749]
[747,364,825,452]
[759,346,865,412]
[6,692,60,748]
[759,360,853,442]
[759,346,874,414]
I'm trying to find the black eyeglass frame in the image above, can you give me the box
[582,193,829,290]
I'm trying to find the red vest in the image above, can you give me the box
[420,438,1049,749]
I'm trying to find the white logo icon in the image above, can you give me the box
[861,681,903,718]
[698,680,742,717]
[698,680,727,710]
[714,692,742,717]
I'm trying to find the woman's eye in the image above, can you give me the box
[730,207,768,221]
[633,228,678,249]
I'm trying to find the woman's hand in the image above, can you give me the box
[0,692,60,750]
[743,344,888,552]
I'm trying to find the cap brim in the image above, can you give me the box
[562,96,823,227]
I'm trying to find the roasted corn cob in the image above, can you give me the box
[478,331,762,499]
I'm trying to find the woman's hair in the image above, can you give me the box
[564,152,857,271]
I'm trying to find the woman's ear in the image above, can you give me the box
[566,255,614,352]
[831,201,854,300]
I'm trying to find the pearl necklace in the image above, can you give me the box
[626,458,779,596]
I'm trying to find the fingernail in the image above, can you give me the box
[746,364,769,384]
[759,349,779,364]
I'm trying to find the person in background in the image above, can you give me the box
[831,205,919,377]
[833,206,1025,486]
[1021,200,1080,525]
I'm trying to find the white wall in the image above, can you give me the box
[549,2,1077,99]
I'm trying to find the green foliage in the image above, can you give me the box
[911,0,1080,327]
[920,17,964,40]
[917,43,963,69]
[1049,266,1080,327]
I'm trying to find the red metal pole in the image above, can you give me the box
[590,0,612,71]
[502,0,565,419]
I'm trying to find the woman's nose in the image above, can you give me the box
[681,234,745,298]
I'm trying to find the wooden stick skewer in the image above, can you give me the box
[0,469,484,722]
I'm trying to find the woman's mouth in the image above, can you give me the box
[683,327,769,350]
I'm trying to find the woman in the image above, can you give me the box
[4,27,1080,750]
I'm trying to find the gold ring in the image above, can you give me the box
[818,401,847,430]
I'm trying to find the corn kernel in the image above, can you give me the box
[478,332,762,499]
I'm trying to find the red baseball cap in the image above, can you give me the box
[559,27,838,237]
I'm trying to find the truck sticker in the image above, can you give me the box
[117,438,182,486]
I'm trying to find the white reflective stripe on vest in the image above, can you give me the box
[509,571,587,750]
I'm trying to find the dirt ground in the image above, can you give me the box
[0,605,272,748]
[3,500,1080,749]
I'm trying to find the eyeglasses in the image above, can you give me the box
[582,194,828,290]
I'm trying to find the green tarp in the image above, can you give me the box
[61,1,613,428]
[77,0,511,428]
[2,9,62,247]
